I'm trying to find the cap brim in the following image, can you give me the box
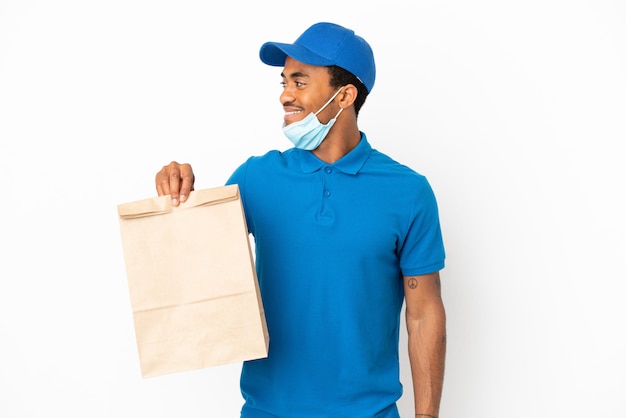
[260,42,335,67]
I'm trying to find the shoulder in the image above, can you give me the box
[241,148,301,168]
[366,148,431,187]
[231,149,288,171]
[226,148,297,185]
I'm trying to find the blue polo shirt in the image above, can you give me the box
[226,133,445,418]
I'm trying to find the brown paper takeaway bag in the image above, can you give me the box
[117,184,269,378]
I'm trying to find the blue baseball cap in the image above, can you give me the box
[259,22,376,93]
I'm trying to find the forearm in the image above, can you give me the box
[406,305,446,417]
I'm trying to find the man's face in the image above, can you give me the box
[280,57,338,126]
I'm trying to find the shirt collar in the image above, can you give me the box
[297,132,372,175]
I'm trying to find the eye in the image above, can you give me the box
[279,80,307,89]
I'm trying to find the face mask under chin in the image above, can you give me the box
[282,87,344,150]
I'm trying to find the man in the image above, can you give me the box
[156,22,446,418]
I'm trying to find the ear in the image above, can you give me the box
[338,84,358,109]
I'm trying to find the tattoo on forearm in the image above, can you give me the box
[442,334,447,345]
[408,277,418,289]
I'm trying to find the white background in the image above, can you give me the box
[1,1,625,417]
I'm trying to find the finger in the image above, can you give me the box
[178,165,195,203]
[155,166,172,197]
[168,169,182,206]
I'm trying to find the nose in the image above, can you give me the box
[280,85,295,106]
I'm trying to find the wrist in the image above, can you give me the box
[415,414,438,418]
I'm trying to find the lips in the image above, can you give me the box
[283,108,303,123]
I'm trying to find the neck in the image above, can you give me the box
[312,126,361,164]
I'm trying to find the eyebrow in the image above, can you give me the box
[280,71,310,79]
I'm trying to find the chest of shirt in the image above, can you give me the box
[242,167,417,260]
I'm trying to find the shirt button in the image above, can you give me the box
[325,167,332,174]
[323,190,331,197]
